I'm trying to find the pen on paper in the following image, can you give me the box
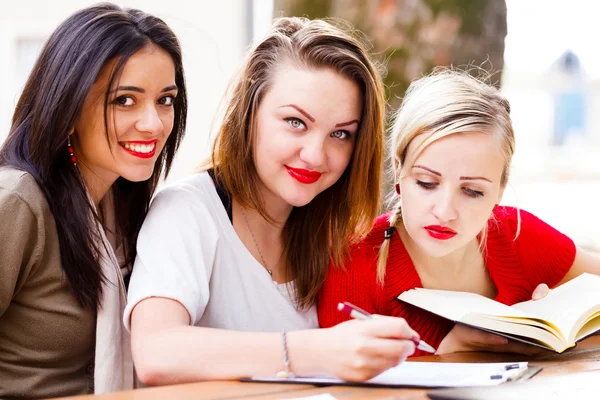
[337,301,436,353]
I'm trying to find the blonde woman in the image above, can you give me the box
[125,17,419,385]
[318,69,600,357]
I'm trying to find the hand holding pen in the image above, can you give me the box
[319,301,426,381]
[338,301,436,353]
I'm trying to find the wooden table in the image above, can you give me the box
[56,335,600,400]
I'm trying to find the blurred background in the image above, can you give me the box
[1,0,598,250]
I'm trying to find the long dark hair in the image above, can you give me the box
[0,3,187,309]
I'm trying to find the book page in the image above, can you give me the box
[398,288,534,321]
[511,273,600,342]
[461,314,565,351]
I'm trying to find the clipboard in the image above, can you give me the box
[241,362,542,389]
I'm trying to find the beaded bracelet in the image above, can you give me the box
[276,330,295,378]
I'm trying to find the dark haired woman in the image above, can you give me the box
[0,3,186,398]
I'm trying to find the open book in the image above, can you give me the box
[398,273,600,353]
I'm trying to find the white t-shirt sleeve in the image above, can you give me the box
[123,182,219,331]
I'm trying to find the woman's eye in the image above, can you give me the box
[463,187,484,198]
[331,130,351,140]
[114,96,134,106]
[284,117,306,130]
[416,180,437,190]
[159,95,175,106]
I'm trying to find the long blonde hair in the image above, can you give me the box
[377,69,515,283]
[205,17,386,308]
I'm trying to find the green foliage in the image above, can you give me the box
[279,0,333,19]
[382,47,411,106]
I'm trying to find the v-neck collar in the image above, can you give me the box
[383,213,529,306]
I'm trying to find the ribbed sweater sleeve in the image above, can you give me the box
[494,207,576,290]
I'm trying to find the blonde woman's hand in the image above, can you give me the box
[317,315,418,381]
[436,324,547,356]
[531,283,551,300]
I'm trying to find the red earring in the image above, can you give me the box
[493,204,498,210]
[67,136,77,166]
[395,183,401,195]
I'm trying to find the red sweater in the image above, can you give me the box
[318,206,576,357]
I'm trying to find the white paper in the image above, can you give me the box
[365,361,528,387]
[251,361,529,388]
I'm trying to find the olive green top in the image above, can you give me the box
[0,167,96,399]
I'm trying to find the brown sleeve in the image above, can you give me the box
[0,189,41,318]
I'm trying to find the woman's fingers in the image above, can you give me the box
[368,315,419,340]
[344,338,415,381]
[328,316,420,381]
[437,323,549,356]
[360,337,416,360]
[532,283,551,300]
[455,324,508,346]
[457,325,546,355]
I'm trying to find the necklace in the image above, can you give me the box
[240,207,282,277]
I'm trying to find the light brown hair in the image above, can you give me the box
[378,69,516,283]
[205,17,385,308]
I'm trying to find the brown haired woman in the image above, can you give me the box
[0,3,186,398]
[126,16,419,384]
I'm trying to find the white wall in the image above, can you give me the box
[502,1,600,250]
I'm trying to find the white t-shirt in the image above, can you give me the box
[124,172,319,332]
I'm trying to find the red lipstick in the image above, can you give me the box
[285,166,322,184]
[425,225,457,240]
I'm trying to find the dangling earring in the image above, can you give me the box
[395,183,401,195]
[493,204,499,210]
[67,135,77,166]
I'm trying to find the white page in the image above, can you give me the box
[512,273,600,340]
[250,362,529,388]
[461,314,564,350]
[399,288,534,321]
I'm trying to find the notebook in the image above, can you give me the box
[398,272,600,353]
[242,361,541,388]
